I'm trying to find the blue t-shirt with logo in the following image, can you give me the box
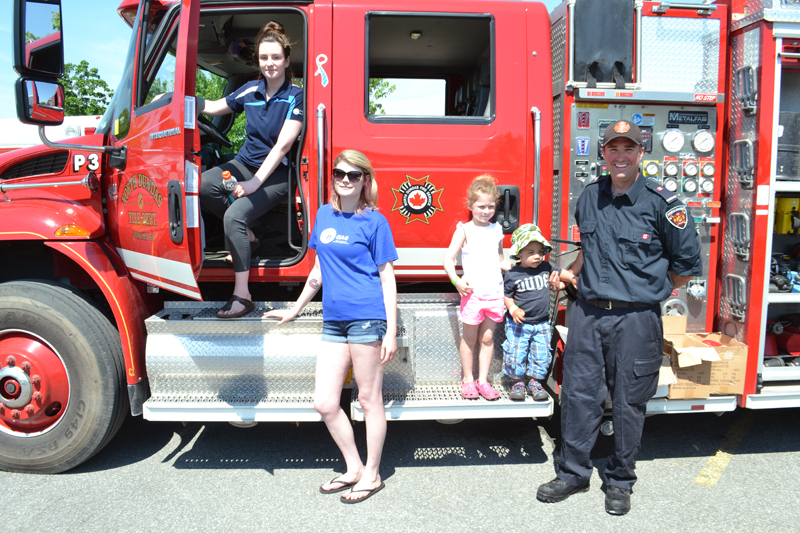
[309,204,398,321]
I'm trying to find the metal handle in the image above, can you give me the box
[316,103,326,208]
[651,2,717,15]
[0,173,99,194]
[779,52,800,59]
[531,107,541,225]
[167,180,184,245]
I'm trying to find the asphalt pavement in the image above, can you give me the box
[1,406,799,532]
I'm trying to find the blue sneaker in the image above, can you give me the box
[528,379,548,401]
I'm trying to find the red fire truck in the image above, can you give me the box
[1,0,798,474]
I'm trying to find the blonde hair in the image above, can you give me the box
[331,150,379,215]
[467,174,500,208]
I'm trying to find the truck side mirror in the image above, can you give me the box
[13,0,64,79]
[15,78,65,126]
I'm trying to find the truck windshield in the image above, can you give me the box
[97,1,166,138]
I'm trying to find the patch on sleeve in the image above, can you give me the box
[666,205,688,229]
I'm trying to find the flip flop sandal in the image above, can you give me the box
[476,380,500,401]
[216,295,255,319]
[340,481,385,504]
[461,380,479,399]
[319,476,357,494]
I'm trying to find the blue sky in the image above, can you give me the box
[4,0,714,120]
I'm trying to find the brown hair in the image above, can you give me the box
[467,174,500,208]
[255,21,293,79]
[331,150,379,215]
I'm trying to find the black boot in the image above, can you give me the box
[605,486,631,515]
[536,477,590,503]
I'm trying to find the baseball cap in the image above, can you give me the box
[602,119,642,146]
[510,223,552,258]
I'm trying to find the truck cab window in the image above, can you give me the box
[367,14,493,123]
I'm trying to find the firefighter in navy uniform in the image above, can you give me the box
[536,120,702,515]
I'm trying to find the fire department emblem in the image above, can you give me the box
[391,175,444,224]
[615,121,631,133]
[666,205,688,229]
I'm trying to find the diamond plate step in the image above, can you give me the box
[143,294,551,422]
[351,385,554,421]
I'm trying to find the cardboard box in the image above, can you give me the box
[661,316,748,399]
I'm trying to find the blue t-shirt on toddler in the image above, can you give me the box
[309,204,398,321]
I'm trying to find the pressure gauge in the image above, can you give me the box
[664,162,679,176]
[701,162,716,177]
[692,130,716,153]
[683,162,699,177]
[700,179,715,193]
[662,129,685,153]
[663,178,679,192]
[644,161,660,177]
[683,179,698,193]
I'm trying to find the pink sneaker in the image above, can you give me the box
[476,380,500,400]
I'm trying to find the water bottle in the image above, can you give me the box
[222,170,236,202]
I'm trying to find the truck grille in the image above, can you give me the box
[0,151,69,180]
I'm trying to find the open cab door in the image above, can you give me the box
[104,0,203,299]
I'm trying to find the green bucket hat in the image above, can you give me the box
[510,223,552,258]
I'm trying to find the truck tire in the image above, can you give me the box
[0,280,128,473]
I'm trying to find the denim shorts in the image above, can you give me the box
[321,319,387,344]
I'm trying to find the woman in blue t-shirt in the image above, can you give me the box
[267,150,398,504]
[198,21,304,318]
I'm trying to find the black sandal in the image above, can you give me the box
[216,295,255,318]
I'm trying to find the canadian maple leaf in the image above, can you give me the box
[408,191,426,208]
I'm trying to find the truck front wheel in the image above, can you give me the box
[0,281,127,473]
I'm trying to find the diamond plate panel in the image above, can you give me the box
[640,17,720,93]
[732,2,800,31]
[146,294,480,403]
[720,29,761,342]
[413,309,505,385]
[551,15,567,97]
[147,333,321,402]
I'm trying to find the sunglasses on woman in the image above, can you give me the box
[332,168,366,183]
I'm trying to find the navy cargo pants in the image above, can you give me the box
[555,298,663,491]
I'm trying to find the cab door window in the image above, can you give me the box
[367,14,494,123]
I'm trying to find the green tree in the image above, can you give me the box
[51,11,61,31]
[196,69,247,153]
[369,78,396,115]
[25,31,39,44]
[62,61,113,115]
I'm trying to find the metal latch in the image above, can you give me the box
[725,274,747,322]
[729,212,751,261]
[735,66,757,116]
[732,140,755,188]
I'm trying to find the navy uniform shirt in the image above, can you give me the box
[575,173,702,305]
[226,77,304,169]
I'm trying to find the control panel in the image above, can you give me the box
[566,103,720,330]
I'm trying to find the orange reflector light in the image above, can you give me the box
[706,201,721,208]
[55,225,90,237]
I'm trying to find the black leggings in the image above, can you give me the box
[199,159,289,272]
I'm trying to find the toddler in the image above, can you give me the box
[503,224,575,401]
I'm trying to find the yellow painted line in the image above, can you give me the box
[693,411,755,487]
[0,231,47,239]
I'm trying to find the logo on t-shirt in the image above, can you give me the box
[320,228,336,244]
